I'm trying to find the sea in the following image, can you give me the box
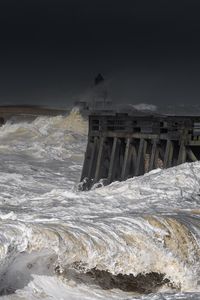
[0,108,199,299]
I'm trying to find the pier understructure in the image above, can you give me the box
[80,113,200,189]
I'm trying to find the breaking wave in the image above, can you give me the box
[0,109,199,299]
[0,108,88,160]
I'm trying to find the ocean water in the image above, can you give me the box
[0,109,199,299]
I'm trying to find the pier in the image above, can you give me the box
[80,112,200,189]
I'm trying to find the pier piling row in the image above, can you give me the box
[80,113,200,189]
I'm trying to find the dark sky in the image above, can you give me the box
[0,0,200,107]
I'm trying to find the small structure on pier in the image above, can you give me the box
[80,112,200,189]
[74,74,113,115]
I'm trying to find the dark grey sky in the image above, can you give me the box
[0,0,200,107]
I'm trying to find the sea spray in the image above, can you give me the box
[0,111,199,299]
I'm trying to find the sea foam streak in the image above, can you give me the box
[0,110,199,299]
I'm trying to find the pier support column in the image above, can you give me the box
[135,139,147,176]
[163,140,174,168]
[129,143,137,178]
[88,137,98,179]
[186,147,198,161]
[81,137,98,181]
[149,139,157,171]
[121,138,130,180]
[107,137,118,183]
[178,141,186,165]
[168,141,174,167]
[94,137,105,183]
[80,140,91,181]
